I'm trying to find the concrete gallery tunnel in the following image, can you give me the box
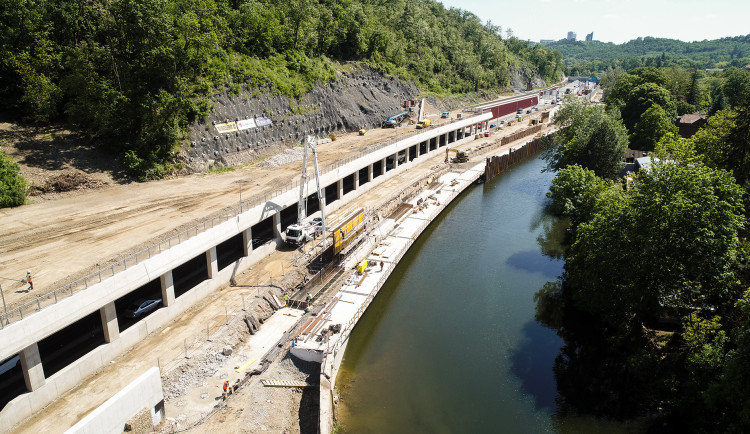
[251,216,275,249]
[173,253,209,298]
[115,278,163,331]
[38,311,106,378]
[0,353,25,411]
[216,233,245,271]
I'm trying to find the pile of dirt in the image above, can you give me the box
[28,171,108,195]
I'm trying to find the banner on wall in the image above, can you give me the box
[236,119,256,130]
[215,122,238,134]
[255,116,272,127]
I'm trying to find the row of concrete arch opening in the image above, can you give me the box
[0,121,484,411]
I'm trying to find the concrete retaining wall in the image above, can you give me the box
[64,367,163,434]
[319,132,543,433]
[0,113,490,431]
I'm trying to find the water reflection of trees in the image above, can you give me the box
[530,211,570,260]
[534,279,660,422]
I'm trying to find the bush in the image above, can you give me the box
[0,150,27,208]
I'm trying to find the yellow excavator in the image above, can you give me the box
[445,148,469,163]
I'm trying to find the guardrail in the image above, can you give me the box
[0,115,480,328]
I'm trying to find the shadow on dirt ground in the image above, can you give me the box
[0,118,130,182]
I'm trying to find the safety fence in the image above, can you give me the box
[0,115,482,328]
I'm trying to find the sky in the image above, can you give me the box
[438,0,750,44]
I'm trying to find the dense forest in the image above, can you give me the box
[544,35,750,76]
[538,65,750,431]
[0,0,563,183]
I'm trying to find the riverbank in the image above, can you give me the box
[169,124,554,434]
[295,134,551,433]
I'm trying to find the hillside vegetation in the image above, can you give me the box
[0,0,563,180]
[544,35,750,75]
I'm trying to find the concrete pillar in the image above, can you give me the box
[368,164,373,182]
[206,246,218,279]
[99,301,120,343]
[337,179,343,199]
[242,228,252,256]
[20,343,45,392]
[416,143,421,157]
[381,158,387,173]
[392,153,399,169]
[273,212,282,240]
[160,271,176,307]
[354,171,360,190]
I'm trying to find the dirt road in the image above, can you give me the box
[0,121,433,310]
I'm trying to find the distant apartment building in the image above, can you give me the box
[540,39,555,44]
[585,32,594,42]
[567,31,576,41]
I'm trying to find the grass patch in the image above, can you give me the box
[208,166,235,174]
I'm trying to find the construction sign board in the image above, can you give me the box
[255,116,273,127]
[215,122,238,134]
[237,119,256,130]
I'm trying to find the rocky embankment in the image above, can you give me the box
[181,66,419,172]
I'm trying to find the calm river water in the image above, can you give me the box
[336,156,631,433]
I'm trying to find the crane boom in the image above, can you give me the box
[296,140,309,225]
[308,135,327,250]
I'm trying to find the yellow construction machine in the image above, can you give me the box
[445,148,469,163]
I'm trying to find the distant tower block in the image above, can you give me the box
[586,32,594,42]
[567,31,576,41]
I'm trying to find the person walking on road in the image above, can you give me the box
[25,270,33,291]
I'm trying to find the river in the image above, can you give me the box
[336,156,633,433]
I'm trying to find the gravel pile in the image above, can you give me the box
[257,147,305,168]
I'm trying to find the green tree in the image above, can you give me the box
[692,103,750,184]
[567,160,744,326]
[629,104,679,151]
[545,99,629,179]
[723,67,750,108]
[621,82,677,131]
[0,149,26,208]
[546,164,612,225]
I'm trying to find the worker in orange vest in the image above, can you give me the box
[25,270,33,291]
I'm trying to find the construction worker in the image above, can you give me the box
[223,380,230,398]
[307,292,313,303]
[284,292,290,307]
[25,270,33,291]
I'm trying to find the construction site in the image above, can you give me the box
[0,82,569,433]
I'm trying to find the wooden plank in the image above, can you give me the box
[272,294,282,308]
[261,379,318,388]
[235,358,257,373]
[356,272,368,287]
